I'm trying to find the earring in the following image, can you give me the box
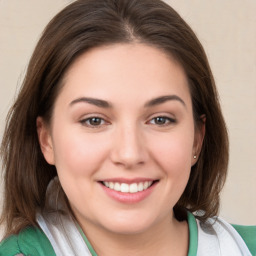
[193,155,197,159]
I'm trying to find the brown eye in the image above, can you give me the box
[88,117,102,126]
[80,117,105,127]
[155,117,168,125]
[149,116,176,126]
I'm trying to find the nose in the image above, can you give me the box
[110,123,148,169]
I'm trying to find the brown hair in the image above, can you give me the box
[0,0,228,237]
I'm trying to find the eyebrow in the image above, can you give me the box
[69,97,112,108]
[144,95,186,108]
[69,95,186,109]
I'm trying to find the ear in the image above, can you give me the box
[191,115,206,166]
[36,117,55,165]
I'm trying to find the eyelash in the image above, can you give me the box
[79,116,108,128]
[79,115,176,128]
[148,116,176,126]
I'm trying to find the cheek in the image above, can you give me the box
[52,128,109,176]
[145,129,195,209]
[149,129,194,176]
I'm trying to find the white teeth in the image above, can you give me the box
[129,183,138,193]
[120,183,129,192]
[138,182,144,192]
[109,182,114,189]
[143,181,149,189]
[103,181,154,193]
[103,181,109,187]
[114,182,121,191]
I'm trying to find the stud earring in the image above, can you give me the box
[193,155,197,159]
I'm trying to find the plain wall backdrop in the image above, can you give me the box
[0,0,255,238]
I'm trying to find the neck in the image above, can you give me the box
[79,213,189,256]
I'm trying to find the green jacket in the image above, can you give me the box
[1,213,256,256]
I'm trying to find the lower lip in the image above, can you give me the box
[100,182,158,204]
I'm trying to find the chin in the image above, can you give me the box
[97,213,158,235]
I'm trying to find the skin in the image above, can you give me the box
[37,43,204,255]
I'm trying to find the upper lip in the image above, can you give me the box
[99,178,158,184]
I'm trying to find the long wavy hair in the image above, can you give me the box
[1,0,228,237]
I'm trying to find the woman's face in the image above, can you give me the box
[38,43,203,235]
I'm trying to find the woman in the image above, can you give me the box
[0,0,255,255]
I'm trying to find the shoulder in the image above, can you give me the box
[194,213,256,256]
[232,224,256,256]
[0,226,55,256]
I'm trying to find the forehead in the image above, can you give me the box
[57,43,192,108]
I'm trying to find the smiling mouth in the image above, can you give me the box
[100,180,158,193]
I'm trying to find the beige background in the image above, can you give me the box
[0,0,255,237]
